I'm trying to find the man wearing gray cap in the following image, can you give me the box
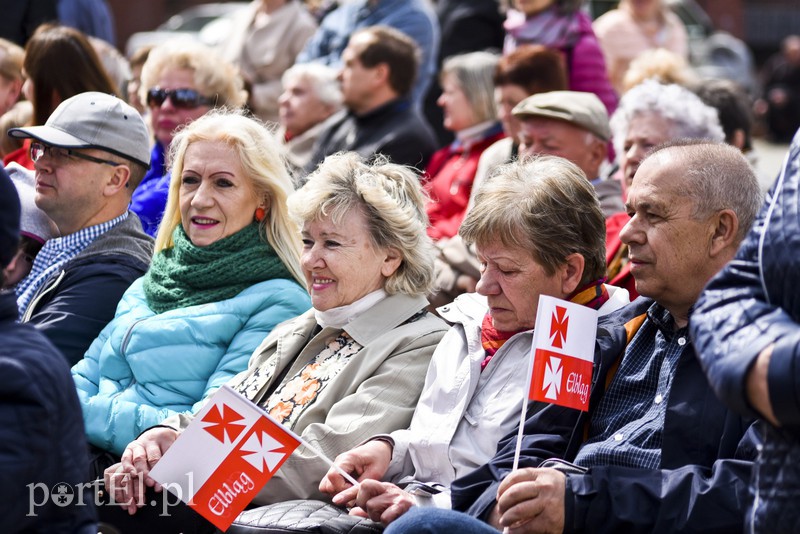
[513,90,624,218]
[10,91,153,366]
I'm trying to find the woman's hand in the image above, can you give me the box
[319,439,393,501]
[103,427,179,515]
[335,479,415,525]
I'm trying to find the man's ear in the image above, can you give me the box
[104,164,131,197]
[709,208,739,257]
[373,63,390,87]
[560,253,586,296]
[587,139,608,171]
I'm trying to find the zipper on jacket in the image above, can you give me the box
[120,317,149,356]
[21,270,67,323]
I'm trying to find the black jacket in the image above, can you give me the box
[452,298,758,533]
[305,98,438,175]
[691,128,800,533]
[21,212,153,366]
[0,290,96,533]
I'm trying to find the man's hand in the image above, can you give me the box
[333,479,414,525]
[494,467,566,534]
[103,427,179,515]
[319,439,393,501]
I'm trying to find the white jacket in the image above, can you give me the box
[384,286,630,502]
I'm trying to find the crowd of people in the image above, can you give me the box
[0,1,799,533]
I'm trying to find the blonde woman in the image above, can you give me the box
[72,110,310,474]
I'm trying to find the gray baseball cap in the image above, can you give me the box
[9,91,151,168]
[512,91,611,142]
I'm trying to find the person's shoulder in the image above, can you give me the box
[592,8,628,33]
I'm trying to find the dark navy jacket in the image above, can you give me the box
[0,290,96,533]
[691,128,800,533]
[452,298,758,533]
[21,213,153,366]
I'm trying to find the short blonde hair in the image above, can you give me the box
[0,37,23,82]
[140,39,247,108]
[154,109,304,287]
[621,48,697,94]
[288,153,436,296]
[460,156,606,285]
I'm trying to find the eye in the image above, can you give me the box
[301,238,314,248]
[181,175,199,185]
[324,240,341,248]
[216,178,234,188]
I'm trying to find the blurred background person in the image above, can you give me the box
[755,35,800,143]
[428,44,568,309]
[594,0,688,94]
[72,110,310,475]
[4,23,119,169]
[620,47,697,94]
[1,163,58,290]
[423,0,505,146]
[504,0,617,116]
[220,0,316,123]
[278,63,343,179]
[126,44,153,115]
[0,101,31,159]
[0,0,57,46]
[425,51,503,241]
[131,39,247,237]
[296,0,439,110]
[0,37,24,118]
[304,26,438,177]
[58,0,115,46]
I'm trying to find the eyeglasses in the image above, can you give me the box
[146,87,217,109]
[30,141,121,167]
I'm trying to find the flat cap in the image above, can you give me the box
[512,91,611,141]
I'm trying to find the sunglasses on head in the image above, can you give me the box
[146,88,217,109]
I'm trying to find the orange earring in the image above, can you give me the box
[254,207,266,222]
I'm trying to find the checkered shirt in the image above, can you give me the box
[15,212,128,319]
[573,302,690,470]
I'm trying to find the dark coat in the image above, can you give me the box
[0,290,96,533]
[691,128,800,533]
[21,212,153,366]
[452,298,759,534]
[304,98,438,175]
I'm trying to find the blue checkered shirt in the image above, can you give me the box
[573,302,690,470]
[15,213,128,319]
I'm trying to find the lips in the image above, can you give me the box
[310,276,335,291]
[191,216,218,228]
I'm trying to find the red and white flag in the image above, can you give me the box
[149,386,300,531]
[527,295,597,411]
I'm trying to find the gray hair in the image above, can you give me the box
[610,80,724,158]
[288,152,436,296]
[646,140,762,241]
[441,51,499,125]
[281,63,343,109]
[460,155,606,285]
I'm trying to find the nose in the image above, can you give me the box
[619,214,642,246]
[301,244,325,271]
[437,92,447,108]
[190,180,214,209]
[476,267,499,297]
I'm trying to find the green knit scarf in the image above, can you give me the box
[143,223,294,314]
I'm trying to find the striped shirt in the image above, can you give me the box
[16,213,128,319]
